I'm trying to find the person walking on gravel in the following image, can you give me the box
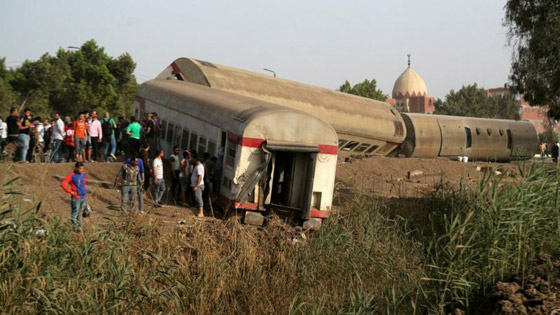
[152,149,165,207]
[61,162,89,228]
[115,156,141,215]
[191,154,205,218]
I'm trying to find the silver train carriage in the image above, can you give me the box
[400,113,538,161]
[156,57,407,158]
[135,79,338,228]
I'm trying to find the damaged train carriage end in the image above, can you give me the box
[135,79,338,229]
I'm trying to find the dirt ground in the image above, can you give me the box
[0,156,533,228]
[335,156,524,199]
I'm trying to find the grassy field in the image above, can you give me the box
[1,163,559,314]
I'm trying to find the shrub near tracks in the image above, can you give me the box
[420,164,560,313]
[1,164,560,314]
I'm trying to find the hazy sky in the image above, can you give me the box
[1,0,512,99]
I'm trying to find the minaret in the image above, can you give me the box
[407,54,411,68]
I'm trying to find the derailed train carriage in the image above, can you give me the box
[400,113,537,161]
[135,79,338,229]
[156,57,538,161]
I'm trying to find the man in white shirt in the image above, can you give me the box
[0,118,7,153]
[50,113,65,163]
[152,149,165,207]
[87,111,103,162]
[191,154,205,217]
[169,146,181,201]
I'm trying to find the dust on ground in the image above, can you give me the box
[335,156,524,200]
[0,156,532,228]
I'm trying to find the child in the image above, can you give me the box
[61,162,88,227]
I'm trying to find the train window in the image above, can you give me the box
[507,129,513,149]
[190,133,198,151]
[499,129,504,136]
[207,140,217,156]
[226,138,237,167]
[465,127,472,148]
[161,120,167,140]
[181,129,190,149]
[342,141,359,151]
[475,127,481,135]
[393,121,404,136]
[365,145,379,154]
[390,108,397,116]
[198,137,207,154]
[338,139,348,148]
[354,143,371,152]
[166,122,174,143]
[487,128,493,136]
[174,125,181,147]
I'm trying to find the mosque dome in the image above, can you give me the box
[392,66,428,98]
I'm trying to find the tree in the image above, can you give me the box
[5,39,137,118]
[435,83,520,120]
[504,0,560,118]
[0,58,19,116]
[339,79,387,101]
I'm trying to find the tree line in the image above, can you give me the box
[339,80,520,120]
[0,39,137,119]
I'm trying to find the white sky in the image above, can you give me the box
[1,0,511,99]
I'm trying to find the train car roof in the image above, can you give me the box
[404,113,535,125]
[156,57,405,142]
[137,79,337,142]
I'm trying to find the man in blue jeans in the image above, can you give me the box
[152,149,165,207]
[101,112,117,162]
[50,113,65,163]
[115,157,141,215]
[61,162,88,228]
[125,154,146,214]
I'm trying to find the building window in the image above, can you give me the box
[166,122,174,143]
[181,129,190,149]
[198,137,207,154]
[190,133,198,151]
[226,138,237,167]
[207,140,217,156]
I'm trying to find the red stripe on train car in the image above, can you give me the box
[237,136,338,155]
[311,209,330,218]
[318,144,338,155]
[170,62,181,73]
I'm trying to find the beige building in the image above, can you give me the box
[386,55,435,114]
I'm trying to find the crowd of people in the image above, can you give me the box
[47,108,219,228]
[0,106,142,163]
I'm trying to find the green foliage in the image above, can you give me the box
[0,58,19,116]
[505,0,560,118]
[339,79,388,101]
[1,39,137,119]
[435,83,520,120]
[1,163,560,313]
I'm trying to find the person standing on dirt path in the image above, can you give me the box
[73,113,88,162]
[101,112,117,162]
[88,111,103,162]
[125,116,141,158]
[61,162,89,228]
[170,146,181,201]
[152,149,165,208]
[552,143,559,164]
[191,154,205,218]
[125,154,146,215]
[19,108,32,162]
[115,157,141,215]
[50,113,65,163]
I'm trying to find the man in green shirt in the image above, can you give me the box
[126,116,142,157]
[101,112,117,162]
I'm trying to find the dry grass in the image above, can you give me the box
[1,163,559,314]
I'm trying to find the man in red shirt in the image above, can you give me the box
[73,113,88,162]
[61,162,89,228]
